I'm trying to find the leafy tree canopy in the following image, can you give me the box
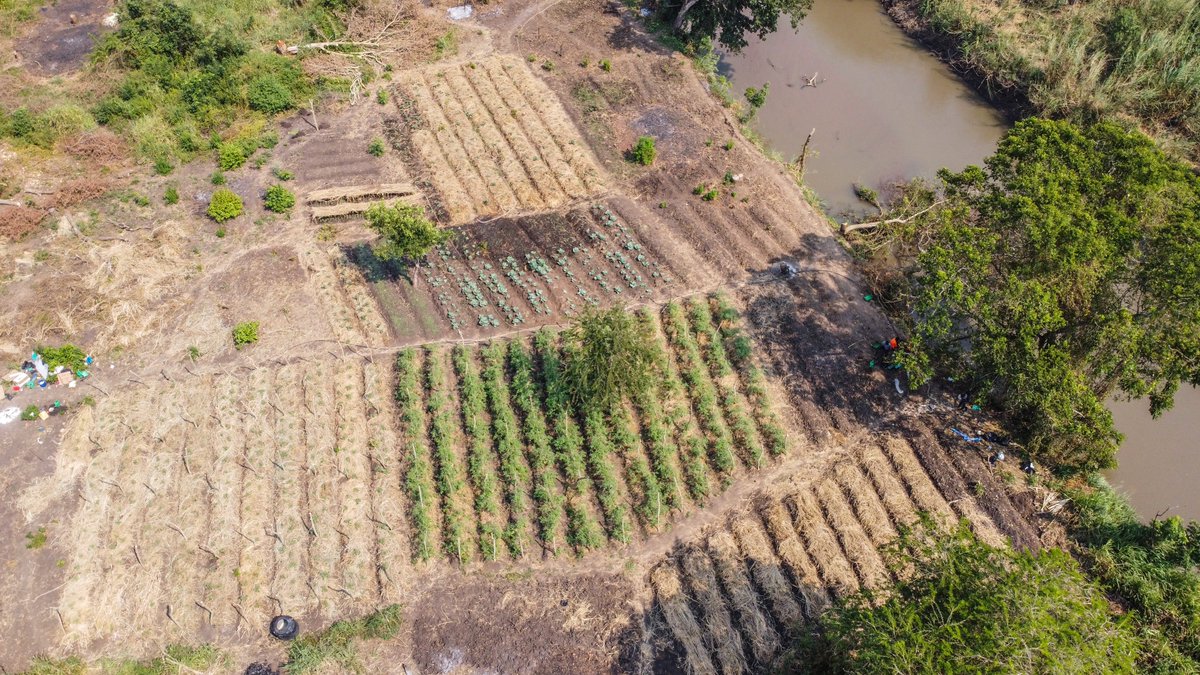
[667,0,811,53]
[885,119,1200,472]
[564,307,657,408]
[789,519,1140,674]
[364,202,451,263]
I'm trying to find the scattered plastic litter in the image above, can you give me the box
[950,428,983,443]
[989,450,1005,465]
[0,407,19,425]
[639,7,651,16]
[893,378,904,395]
[863,294,873,301]
[1022,460,1036,475]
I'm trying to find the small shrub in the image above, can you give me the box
[21,405,40,421]
[217,142,246,170]
[153,157,174,175]
[24,527,47,549]
[188,346,201,362]
[232,321,259,349]
[263,184,295,213]
[600,59,612,72]
[272,167,294,181]
[132,193,150,207]
[724,139,734,150]
[210,171,226,185]
[33,249,50,262]
[207,188,243,223]
[248,74,294,114]
[542,59,556,72]
[580,56,590,67]
[629,135,656,166]
[215,227,227,238]
[745,83,770,109]
[164,186,179,204]
[376,89,389,105]
[367,138,385,157]
[81,395,96,407]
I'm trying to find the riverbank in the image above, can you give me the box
[881,0,1200,164]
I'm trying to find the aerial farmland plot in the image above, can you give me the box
[0,0,1050,671]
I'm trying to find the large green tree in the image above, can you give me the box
[667,0,811,53]
[789,520,1140,674]
[363,202,451,263]
[888,119,1200,472]
[563,306,657,409]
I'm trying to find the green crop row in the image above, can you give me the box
[635,309,708,504]
[663,302,737,476]
[393,350,435,562]
[582,406,632,543]
[451,346,503,560]
[535,329,604,552]
[507,340,565,550]
[688,298,765,467]
[710,295,788,456]
[609,401,665,528]
[426,350,472,563]
[482,342,532,557]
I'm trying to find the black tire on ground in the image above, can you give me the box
[269,615,300,640]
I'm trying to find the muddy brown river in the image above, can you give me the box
[1107,388,1200,521]
[717,0,1008,217]
[720,0,1198,521]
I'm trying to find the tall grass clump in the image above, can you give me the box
[1068,476,1200,671]
[284,604,402,673]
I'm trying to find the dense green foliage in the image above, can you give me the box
[912,0,1200,163]
[284,604,402,673]
[231,320,259,348]
[207,188,243,222]
[363,203,451,263]
[630,135,656,165]
[263,184,296,213]
[563,306,658,408]
[90,0,316,164]
[0,104,96,149]
[881,119,1200,472]
[1068,477,1200,671]
[35,344,88,372]
[789,519,1139,674]
[664,0,811,52]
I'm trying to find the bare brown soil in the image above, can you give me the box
[13,0,113,75]
[0,0,1055,671]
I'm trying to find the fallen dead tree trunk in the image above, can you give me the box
[841,199,945,236]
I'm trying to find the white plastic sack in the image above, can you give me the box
[0,407,20,425]
[447,5,474,20]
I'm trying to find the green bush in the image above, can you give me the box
[272,167,294,181]
[21,405,40,422]
[1069,477,1200,670]
[153,157,173,175]
[376,89,389,105]
[37,344,88,372]
[247,74,294,114]
[263,184,295,213]
[217,142,246,170]
[368,138,385,157]
[364,202,450,261]
[207,188,242,223]
[210,171,225,185]
[787,519,1141,674]
[232,321,259,349]
[164,186,179,204]
[629,135,656,165]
